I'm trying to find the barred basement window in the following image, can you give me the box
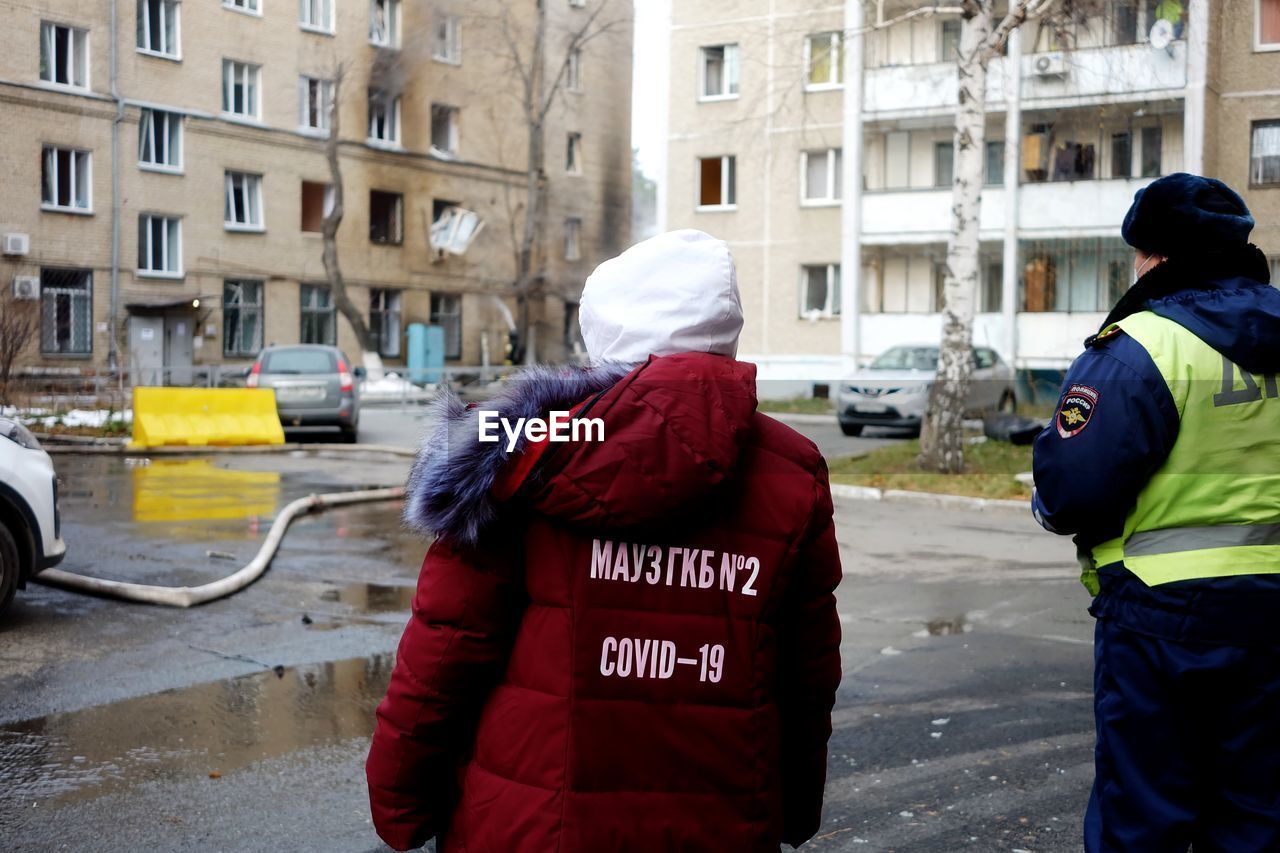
[40,22,88,88]
[40,268,93,355]
[139,109,182,170]
[42,146,92,212]
[300,284,335,345]
[370,289,402,357]
[223,279,263,356]
[137,0,180,57]
[430,294,462,359]
[138,214,182,276]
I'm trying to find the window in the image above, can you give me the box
[800,264,841,317]
[368,90,400,144]
[299,0,333,33]
[137,0,180,57]
[299,77,334,132]
[1251,120,1280,186]
[137,214,181,276]
[301,181,333,232]
[565,217,582,261]
[223,280,263,356]
[566,132,582,174]
[940,19,961,61]
[701,44,739,98]
[40,269,93,355]
[431,104,459,155]
[225,171,263,230]
[40,22,89,88]
[981,257,1004,313]
[42,147,92,212]
[370,289,402,357]
[934,140,954,187]
[569,0,585,7]
[1110,132,1132,178]
[138,109,182,170]
[802,149,842,203]
[433,15,461,63]
[698,155,736,208]
[932,262,948,312]
[806,32,843,89]
[369,190,403,245]
[567,48,582,93]
[1260,0,1280,48]
[1140,126,1162,177]
[1020,237,1130,312]
[224,0,260,14]
[984,140,1005,186]
[430,294,462,359]
[369,0,400,47]
[300,284,336,345]
[222,60,261,119]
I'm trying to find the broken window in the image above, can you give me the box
[300,181,332,232]
[41,146,91,211]
[138,214,181,275]
[369,0,400,47]
[369,190,403,245]
[431,104,459,155]
[432,14,461,63]
[299,76,334,132]
[368,90,400,143]
[137,0,180,57]
[40,268,92,354]
[224,171,263,229]
[300,284,336,345]
[300,0,333,32]
[139,108,182,169]
[40,22,88,88]
[564,217,582,261]
[222,60,260,118]
[566,132,582,174]
[802,149,841,202]
[701,44,739,98]
[698,155,736,207]
[806,32,842,88]
[800,264,841,317]
[430,205,484,255]
[370,289,402,357]
[223,279,263,357]
[430,294,462,359]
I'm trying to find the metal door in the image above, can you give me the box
[165,315,194,386]
[129,316,164,386]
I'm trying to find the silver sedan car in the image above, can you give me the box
[836,344,1017,436]
[247,345,364,442]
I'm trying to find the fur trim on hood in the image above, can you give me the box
[404,361,634,544]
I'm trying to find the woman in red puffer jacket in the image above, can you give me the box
[366,230,843,852]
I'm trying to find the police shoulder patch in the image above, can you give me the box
[1056,384,1099,439]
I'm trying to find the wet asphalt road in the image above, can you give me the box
[0,418,1089,852]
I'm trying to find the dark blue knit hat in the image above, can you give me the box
[1121,173,1254,257]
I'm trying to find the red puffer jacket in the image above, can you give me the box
[367,352,843,852]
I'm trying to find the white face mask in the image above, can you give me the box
[1133,253,1159,285]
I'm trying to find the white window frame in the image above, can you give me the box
[799,264,842,318]
[801,148,842,206]
[569,0,586,7]
[299,76,334,134]
[367,91,401,146]
[567,48,583,93]
[696,155,737,211]
[224,170,264,231]
[40,22,90,90]
[699,44,740,101]
[137,0,181,60]
[369,0,401,48]
[223,0,261,17]
[1256,0,1280,51]
[430,103,460,156]
[137,214,182,278]
[222,60,261,121]
[40,269,93,355]
[566,132,583,175]
[138,108,183,172]
[804,31,844,91]
[564,217,582,261]
[370,288,403,357]
[223,279,264,357]
[1251,120,1280,187]
[299,0,334,34]
[432,15,461,64]
[41,146,93,214]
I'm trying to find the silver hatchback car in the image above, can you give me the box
[247,345,364,442]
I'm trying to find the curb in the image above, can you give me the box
[763,411,834,425]
[830,483,1029,513]
[42,442,417,458]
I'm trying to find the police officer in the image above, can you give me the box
[1032,173,1280,852]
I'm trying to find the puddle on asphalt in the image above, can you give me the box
[0,655,392,806]
[321,582,416,613]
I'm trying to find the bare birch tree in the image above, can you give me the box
[0,290,38,408]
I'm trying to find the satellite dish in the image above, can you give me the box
[1149,18,1174,51]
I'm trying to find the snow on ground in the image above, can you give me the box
[360,373,435,401]
[2,406,132,428]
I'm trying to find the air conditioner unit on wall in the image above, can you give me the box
[12,276,40,300]
[3,233,30,256]
[1033,52,1068,77]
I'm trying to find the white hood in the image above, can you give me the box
[579,229,744,365]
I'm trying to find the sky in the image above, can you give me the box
[630,0,669,182]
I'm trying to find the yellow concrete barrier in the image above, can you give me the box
[129,387,286,449]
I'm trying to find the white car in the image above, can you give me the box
[0,418,66,612]
[836,344,1018,436]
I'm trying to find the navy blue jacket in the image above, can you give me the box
[1031,248,1280,643]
